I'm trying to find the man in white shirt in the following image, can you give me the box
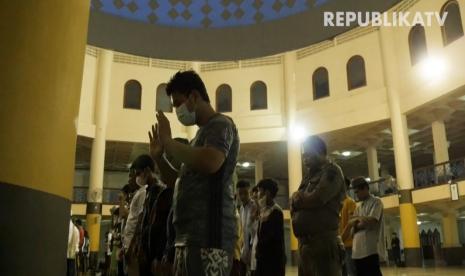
[349,177,384,276]
[236,180,255,275]
[122,155,155,275]
[67,219,79,276]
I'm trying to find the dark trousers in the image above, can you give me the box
[354,254,382,276]
[392,248,401,266]
[138,258,152,276]
[230,259,245,276]
[298,236,343,276]
[67,258,76,276]
[118,260,125,276]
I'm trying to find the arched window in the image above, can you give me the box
[216,84,232,113]
[441,1,464,45]
[123,80,142,109]
[312,67,329,100]
[409,24,427,66]
[250,81,267,110]
[347,55,367,91]
[156,83,172,112]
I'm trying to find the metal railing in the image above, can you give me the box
[73,187,121,204]
[368,177,398,197]
[413,158,465,188]
[348,177,398,199]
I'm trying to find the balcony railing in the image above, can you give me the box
[73,186,121,204]
[348,177,398,199]
[413,158,465,188]
[368,177,398,197]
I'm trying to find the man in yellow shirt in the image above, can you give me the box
[340,178,357,276]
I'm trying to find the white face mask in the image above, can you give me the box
[135,175,146,187]
[176,102,196,126]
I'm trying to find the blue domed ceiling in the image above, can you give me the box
[91,0,328,28]
[88,0,402,61]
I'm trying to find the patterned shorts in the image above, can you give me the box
[174,246,232,276]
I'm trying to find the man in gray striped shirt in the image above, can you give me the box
[349,177,384,276]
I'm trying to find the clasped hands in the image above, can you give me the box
[290,191,307,213]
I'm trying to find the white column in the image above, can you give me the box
[255,159,263,184]
[87,49,113,257]
[442,211,460,247]
[284,51,300,257]
[88,49,113,203]
[379,26,421,265]
[284,52,302,194]
[367,146,380,181]
[378,27,414,191]
[431,120,449,164]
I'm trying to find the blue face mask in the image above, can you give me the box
[176,102,196,126]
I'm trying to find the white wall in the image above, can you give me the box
[106,62,187,143]
[77,0,465,142]
[295,30,390,135]
[201,63,287,143]
[77,54,97,137]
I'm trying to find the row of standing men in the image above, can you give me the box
[98,70,386,276]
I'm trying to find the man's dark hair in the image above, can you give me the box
[345,177,351,189]
[166,70,210,103]
[237,180,251,189]
[75,219,82,226]
[303,135,327,156]
[257,178,279,198]
[131,154,155,172]
[121,184,134,195]
[251,185,258,193]
[352,177,369,190]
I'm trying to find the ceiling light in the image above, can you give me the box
[419,56,447,83]
[242,162,250,168]
[417,221,422,225]
[289,124,308,142]
[342,151,351,157]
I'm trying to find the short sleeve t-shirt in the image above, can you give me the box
[173,113,240,253]
[352,195,385,260]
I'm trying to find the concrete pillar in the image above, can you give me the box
[441,211,463,265]
[431,120,450,184]
[87,49,113,266]
[432,120,449,164]
[0,1,90,274]
[379,25,421,267]
[367,145,381,194]
[255,159,264,184]
[284,51,300,264]
[367,146,380,181]
[442,211,460,247]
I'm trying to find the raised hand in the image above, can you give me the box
[156,111,172,145]
[148,124,163,159]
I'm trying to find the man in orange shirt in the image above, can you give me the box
[340,178,357,276]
